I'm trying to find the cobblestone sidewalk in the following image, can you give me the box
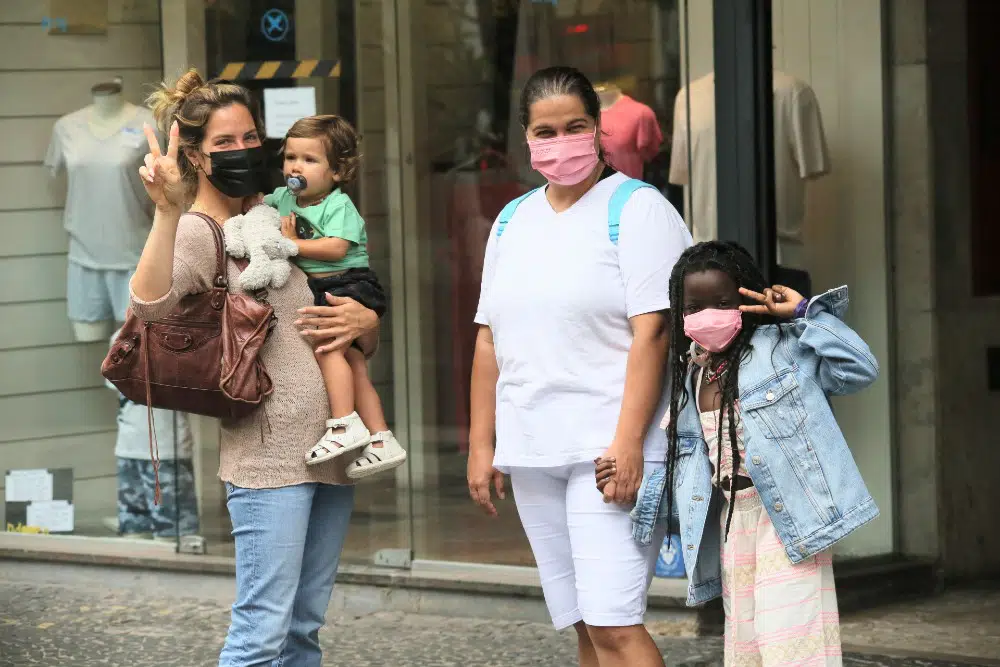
[0,562,994,667]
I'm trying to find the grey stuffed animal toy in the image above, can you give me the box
[224,204,299,291]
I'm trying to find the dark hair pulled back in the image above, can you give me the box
[518,66,602,128]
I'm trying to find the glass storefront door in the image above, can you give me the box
[765,0,894,558]
[194,0,413,565]
[28,0,892,568]
[394,0,896,566]
[397,0,690,565]
[673,0,895,558]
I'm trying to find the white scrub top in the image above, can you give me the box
[476,171,693,471]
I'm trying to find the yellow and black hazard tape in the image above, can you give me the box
[218,60,342,81]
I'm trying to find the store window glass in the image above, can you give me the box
[670,0,716,245]
[0,1,185,547]
[196,0,407,565]
[767,0,893,557]
[0,0,405,563]
[666,1,894,559]
[403,0,689,565]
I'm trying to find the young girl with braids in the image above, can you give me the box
[598,241,880,666]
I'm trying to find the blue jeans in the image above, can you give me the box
[219,482,355,667]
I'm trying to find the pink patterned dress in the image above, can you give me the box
[697,367,843,667]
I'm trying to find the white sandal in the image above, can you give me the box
[306,412,370,466]
[347,431,407,480]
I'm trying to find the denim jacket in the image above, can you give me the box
[630,287,880,606]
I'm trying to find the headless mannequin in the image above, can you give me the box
[71,81,140,342]
[88,81,138,140]
[668,70,829,267]
[597,83,662,179]
[595,83,623,111]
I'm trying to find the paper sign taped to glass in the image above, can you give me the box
[4,468,75,534]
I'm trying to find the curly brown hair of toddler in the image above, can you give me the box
[285,115,362,184]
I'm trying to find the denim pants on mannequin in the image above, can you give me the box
[117,457,199,537]
[218,482,355,667]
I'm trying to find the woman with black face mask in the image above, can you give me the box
[199,137,273,199]
[130,69,378,666]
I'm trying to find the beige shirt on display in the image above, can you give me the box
[669,71,830,266]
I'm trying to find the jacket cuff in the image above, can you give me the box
[804,285,849,321]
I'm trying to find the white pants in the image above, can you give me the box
[510,461,666,630]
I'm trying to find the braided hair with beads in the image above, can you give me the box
[663,241,776,540]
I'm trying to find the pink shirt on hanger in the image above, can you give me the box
[601,95,662,179]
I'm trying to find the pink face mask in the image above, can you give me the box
[528,131,600,186]
[683,309,743,353]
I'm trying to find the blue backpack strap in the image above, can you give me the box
[608,178,658,245]
[496,188,540,239]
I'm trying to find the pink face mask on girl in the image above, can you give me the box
[528,131,600,186]
[683,309,743,353]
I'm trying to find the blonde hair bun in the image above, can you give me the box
[147,68,206,135]
[173,69,206,99]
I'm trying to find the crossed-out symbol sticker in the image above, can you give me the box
[261,8,290,42]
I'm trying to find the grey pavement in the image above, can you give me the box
[0,561,995,667]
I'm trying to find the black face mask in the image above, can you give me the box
[205,146,271,198]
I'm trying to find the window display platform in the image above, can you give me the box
[0,527,937,638]
[0,530,714,636]
[191,476,536,567]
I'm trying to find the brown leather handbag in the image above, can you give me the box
[101,213,275,421]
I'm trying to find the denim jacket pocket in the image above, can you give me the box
[741,370,807,439]
[676,433,700,455]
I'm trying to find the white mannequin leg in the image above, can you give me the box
[72,320,113,342]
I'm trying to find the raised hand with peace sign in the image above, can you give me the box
[738,284,807,319]
[139,121,186,211]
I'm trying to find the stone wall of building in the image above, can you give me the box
[925,0,1000,580]
[890,0,1000,579]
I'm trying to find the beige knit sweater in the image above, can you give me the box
[130,213,354,488]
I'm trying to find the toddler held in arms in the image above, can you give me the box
[266,115,405,479]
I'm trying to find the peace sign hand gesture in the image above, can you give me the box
[738,285,806,319]
[139,121,185,211]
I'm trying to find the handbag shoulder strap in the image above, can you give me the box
[187,211,273,308]
[187,211,228,288]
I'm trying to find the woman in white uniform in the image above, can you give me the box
[467,66,692,667]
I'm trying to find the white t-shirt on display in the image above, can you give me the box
[104,331,194,460]
[45,106,157,270]
[114,400,194,461]
[475,171,693,471]
[669,71,830,266]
